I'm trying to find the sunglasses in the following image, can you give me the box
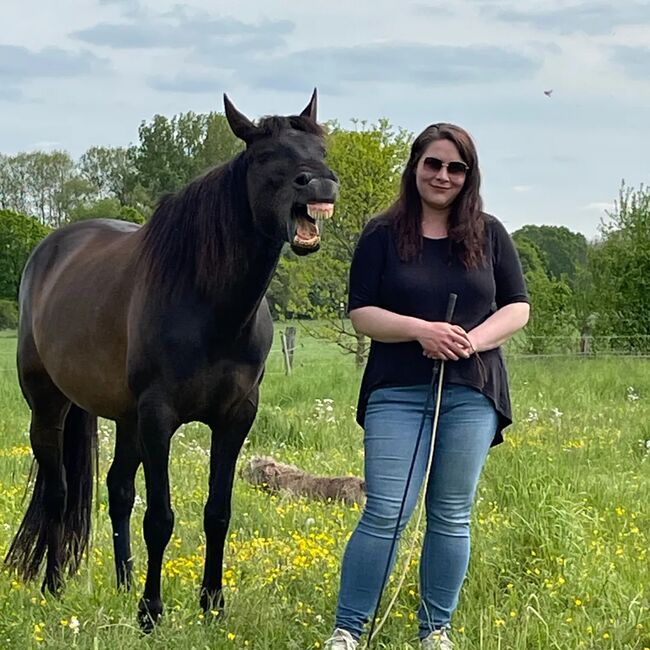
[422,156,469,176]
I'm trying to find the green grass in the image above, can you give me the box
[0,330,648,649]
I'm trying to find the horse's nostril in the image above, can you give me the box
[294,172,314,186]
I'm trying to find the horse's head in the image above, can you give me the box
[224,90,339,255]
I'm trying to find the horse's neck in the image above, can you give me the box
[216,240,283,331]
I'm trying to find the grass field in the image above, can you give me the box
[0,327,648,649]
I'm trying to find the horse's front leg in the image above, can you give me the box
[200,390,258,615]
[107,418,141,590]
[136,398,178,632]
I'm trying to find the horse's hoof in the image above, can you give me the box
[138,598,163,633]
[116,560,134,591]
[199,588,225,618]
[41,574,64,598]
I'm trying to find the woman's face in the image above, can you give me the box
[414,138,467,213]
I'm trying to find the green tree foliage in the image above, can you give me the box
[118,205,146,224]
[512,233,577,353]
[78,146,143,206]
[512,224,588,287]
[587,183,650,345]
[67,198,146,225]
[135,112,243,200]
[0,299,18,329]
[0,210,50,300]
[511,233,547,276]
[0,152,76,226]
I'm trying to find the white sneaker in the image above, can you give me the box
[324,628,359,649]
[421,627,454,649]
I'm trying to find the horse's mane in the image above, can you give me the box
[139,154,251,300]
[255,115,325,139]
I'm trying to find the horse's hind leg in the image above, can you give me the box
[200,388,258,614]
[107,418,141,589]
[14,371,71,594]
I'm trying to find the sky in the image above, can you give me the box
[1,0,649,240]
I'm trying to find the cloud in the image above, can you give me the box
[235,43,540,93]
[610,45,650,81]
[0,86,22,102]
[148,74,228,95]
[485,2,650,35]
[72,10,293,51]
[0,45,108,83]
[581,201,615,212]
[411,3,457,18]
[29,140,62,150]
[551,155,578,164]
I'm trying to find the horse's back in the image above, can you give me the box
[19,219,142,417]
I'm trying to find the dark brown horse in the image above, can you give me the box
[5,90,338,629]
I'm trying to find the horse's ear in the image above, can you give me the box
[223,93,259,144]
[300,88,318,122]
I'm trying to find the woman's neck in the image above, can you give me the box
[421,206,450,239]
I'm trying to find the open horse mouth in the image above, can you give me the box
[291,202,335,254]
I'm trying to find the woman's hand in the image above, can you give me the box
[417,322,474,361]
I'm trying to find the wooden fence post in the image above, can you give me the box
[281,326,296,375]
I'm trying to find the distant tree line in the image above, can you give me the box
[1,111,648,358]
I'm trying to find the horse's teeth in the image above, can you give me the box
[307,205,334,220]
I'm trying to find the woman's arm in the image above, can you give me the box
[350,306,472,360]
[466,302,530,353]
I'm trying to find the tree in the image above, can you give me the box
[512,224,588,287]
[0,210,50,300]
[0,153,32,215]
[586,182,650,348]
[56,176,99,218]
[67,198,145,224]
[26,151,76,227]
[135,111,243,200]
[78,146,139,205]
[67,197,123,223]
[0,152,76,226]
[512,234,578,353]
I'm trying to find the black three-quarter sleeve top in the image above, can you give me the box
[347,213,529,446]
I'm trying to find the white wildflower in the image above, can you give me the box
[69,616,80,634]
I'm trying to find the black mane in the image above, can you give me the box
[255,115,325,139]
[139,153,251,299]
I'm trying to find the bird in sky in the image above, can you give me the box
[544,89,553,97]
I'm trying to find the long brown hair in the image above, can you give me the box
[387,123,485,268]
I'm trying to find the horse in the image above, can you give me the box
[5,90,339,630]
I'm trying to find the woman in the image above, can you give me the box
[324,123,530,649]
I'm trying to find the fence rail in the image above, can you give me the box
[1,333,649,376]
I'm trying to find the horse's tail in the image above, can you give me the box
[5,404,98,581]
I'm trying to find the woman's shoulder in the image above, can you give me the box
[359,213,394,240]
[482,212,512,240]
[364,213,394,233]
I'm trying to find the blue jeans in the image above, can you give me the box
[335,382,498,640]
